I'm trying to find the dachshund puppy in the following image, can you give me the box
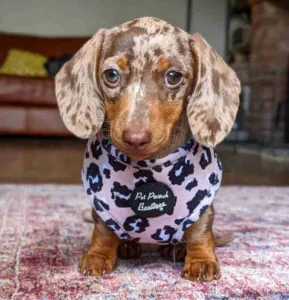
[55,17,240,281]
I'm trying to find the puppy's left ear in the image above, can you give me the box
[55,29,107,138]
[187,33,241,147]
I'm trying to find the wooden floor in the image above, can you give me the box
[1,137,289,185]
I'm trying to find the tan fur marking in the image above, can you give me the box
[104,97,130,149]
[104,95,184,159]
[116,57,129,72]
[157,57,170,73]
[147,99,184,158]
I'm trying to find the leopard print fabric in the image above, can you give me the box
[82,132,222,244]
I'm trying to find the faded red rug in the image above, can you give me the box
[0,185,289,299]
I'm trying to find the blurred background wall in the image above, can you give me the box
[191,0,227,59]
[0,0,188,34]
[0,0,227,57]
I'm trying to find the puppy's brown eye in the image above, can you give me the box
[103,69,120,87]
[165,70,183,88]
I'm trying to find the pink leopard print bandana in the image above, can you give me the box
[82,132,222,244]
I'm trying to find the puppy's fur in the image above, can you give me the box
[55,17,240,281]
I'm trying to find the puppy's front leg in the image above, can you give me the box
[79,211,120,276]
[182,206,221,282]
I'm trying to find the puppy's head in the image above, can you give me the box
[56,17,240,159]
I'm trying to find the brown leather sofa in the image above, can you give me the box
[0,33,88,136]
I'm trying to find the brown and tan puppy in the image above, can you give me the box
[55,17,240,282]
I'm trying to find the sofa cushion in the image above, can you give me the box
[0,33,89,66]
[0,49,48,77]
[0,75,56,106]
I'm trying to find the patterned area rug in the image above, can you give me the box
[0,185,288,299]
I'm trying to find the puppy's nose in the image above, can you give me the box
[122,130,152,151]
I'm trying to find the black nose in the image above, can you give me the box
[122,130,152,151]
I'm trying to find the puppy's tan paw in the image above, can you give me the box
[182,260,221,282]
[79,252,116,276]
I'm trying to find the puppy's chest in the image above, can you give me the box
[82,134,222,244]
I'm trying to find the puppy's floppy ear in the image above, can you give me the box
[55,29,106,138]
[187,33,240,147]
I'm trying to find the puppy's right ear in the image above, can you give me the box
[187,33,240,147]
[55,29,106,138]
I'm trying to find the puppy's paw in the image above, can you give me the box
[79,252,116,276]
[118,241,141,259]
[182,260,221,282]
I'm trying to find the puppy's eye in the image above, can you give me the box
[103,69,120,87]
[165,70,183,88]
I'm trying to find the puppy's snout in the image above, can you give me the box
[122,130,152,151]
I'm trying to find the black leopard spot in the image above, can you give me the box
[214,150,222,170]
[151,225,176,243]
[105,219,120,231]
[182,139,194,151]
[120,232,130,240]
[86,163,103,192]
[111,182,132,207]
[182,219,194,231]
[164,161,172,167]
[133,169,156,186]
[85,151,89,158]
[168,156,194,185]
[199,147,212,169]
[153,165,162,173]
[103,167,111,179]
[217,156,222,170]
[102,139,112,152]
[119,153,131,164]
[185,178,198,191]
[209,173,219,186]
[124,215,149,233]
[199,205,209,217]
[192,143,199,155]
[175,217,185,225]
[150,159,156,163]
[137,160,148,168]
[90,140,102,159]
[93,197,109,212]
[187,189,210,214]
[108,154,127,172]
